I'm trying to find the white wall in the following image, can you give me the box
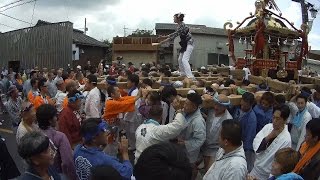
[72,44,80,61]
[306,58,320,73]
[113,51,158,66]
[172,34,246,69]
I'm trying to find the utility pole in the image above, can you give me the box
[301,0,309,24]
[84,18,88,35]
[123,25,129,37]
[292,0,316,24]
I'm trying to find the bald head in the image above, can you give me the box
[211,83,219,91]
[66,80,78,92]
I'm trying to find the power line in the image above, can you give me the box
[30,0,36,26]
[0,0,37,13]
[0,22,16,29]
[0,0,26,9]
[0,12,33,25]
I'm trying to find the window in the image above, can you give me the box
[208,53,229,65]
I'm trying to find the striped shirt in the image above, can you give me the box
[6,97,23,126]
[168,22,193,45]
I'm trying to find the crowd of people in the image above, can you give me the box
[0,60,320,180]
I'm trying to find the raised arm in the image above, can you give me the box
[152,112,188,141]
[159,24,185,45]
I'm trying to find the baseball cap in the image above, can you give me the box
[83,121,110,142]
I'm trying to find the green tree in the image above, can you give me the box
[103,39,113,63]
[103,39,113,48]
[128,29,154,37]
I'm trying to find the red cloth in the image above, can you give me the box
[58,106,82,147]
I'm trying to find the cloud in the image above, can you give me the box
[1,0,120,10]
[0,0,319,50]
[309,33,320,50]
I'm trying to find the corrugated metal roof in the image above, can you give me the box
[35,20,107,48]
[155,23,227,36]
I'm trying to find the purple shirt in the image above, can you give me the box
[43,127,77,180]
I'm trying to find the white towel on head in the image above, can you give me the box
[173,81,183,88]
[188,90,196,94]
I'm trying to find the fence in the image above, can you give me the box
[0,22,73,70]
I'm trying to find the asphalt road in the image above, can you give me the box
[0,113,25,173]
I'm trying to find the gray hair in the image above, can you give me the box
[18,131,49,164]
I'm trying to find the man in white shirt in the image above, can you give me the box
[23,70,37,98]
[178,92,206,180]
[160,85,179,125]
[54,80,67,113]
[53,69,63,85]
[203,119,247,180]
[124,74,140,150]
[300,87,320,118]
[288,94,312,151]
[47,72,57,98]
[135,98,188,163]
[84,74,101,119]
[201,94,233,171]
[249,105,292,180]
[243,66,251,80]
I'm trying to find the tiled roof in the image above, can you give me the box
[155,23,227,36]
[73,29,107,47]
[155,23,206,30]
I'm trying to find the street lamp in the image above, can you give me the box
[309,7,318,19]
[307,7,318,31]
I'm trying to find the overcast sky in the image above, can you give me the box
[0,0,319,49]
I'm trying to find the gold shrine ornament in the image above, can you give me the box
[277,70,288,78]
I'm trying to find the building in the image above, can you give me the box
[309,50,320,60]
[112,36,160,65]
[0,20,107,71]
[155,23,246,68]
[306,50,320,72]
[72,29,108,69]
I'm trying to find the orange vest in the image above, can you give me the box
[27,90,37,104]
[62,97,68,110]
[34,95,54,110]
[103,96,135,123]
[103,96,135,143]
